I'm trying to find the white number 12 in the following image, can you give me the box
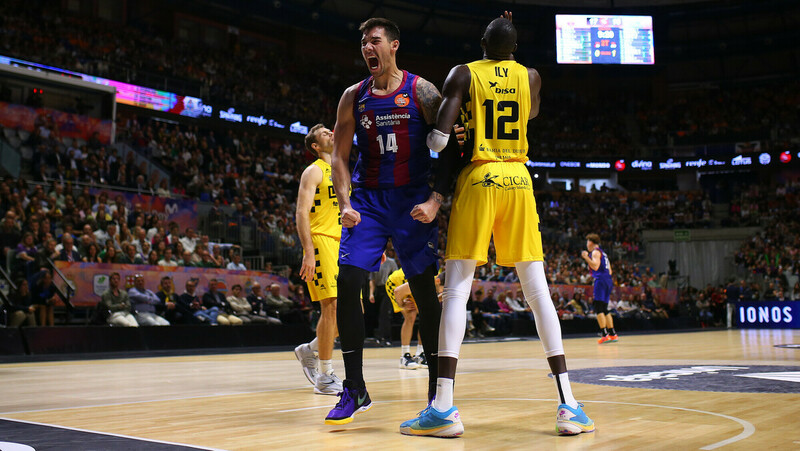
[376,133,398,154]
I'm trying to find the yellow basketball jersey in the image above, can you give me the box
[309,159,341,239]
[464,59,530,163]
[385,268,408,304]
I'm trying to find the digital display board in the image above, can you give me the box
[0,54,212,118]
[556,15,654,65]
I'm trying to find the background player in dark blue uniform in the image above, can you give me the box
[582,233,618,344]
[326,17,452,425]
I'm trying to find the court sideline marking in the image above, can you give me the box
[0,417,226,451]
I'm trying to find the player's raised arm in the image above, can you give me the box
[528,67,542,120]
[410,77,446,223]
[430,65,471,147]
[296,164,323,282]
[331,84,360,228]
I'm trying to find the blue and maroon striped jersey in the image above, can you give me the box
[351,71,431,189]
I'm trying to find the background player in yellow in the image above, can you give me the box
[386,268,425,369]
[294,124,342,396]
[401,12,594,437]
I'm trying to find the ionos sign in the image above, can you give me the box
[736,301,799,329]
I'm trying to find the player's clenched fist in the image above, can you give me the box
[341,206,362,228]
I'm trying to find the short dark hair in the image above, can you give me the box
[304,123,325,157]
[359,18,400,42]
[483,18,517,55]
[586,233,601,245]
[232,284,242,290]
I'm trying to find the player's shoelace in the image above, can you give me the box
[333,389,353,410]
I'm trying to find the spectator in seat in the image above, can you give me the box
[202,279,242,325]
[158,248,178,266]
[99,272,138,327]
[35,238,59,270]
[177,279,218,324]
[226,284,275,324]
[0,214,22,255]
[178,250,194,267]
[83,243,101,263]
[15,232,37,275]
[99,243,119,263]
[264,283,303,323]
[57,234,81,262]
[180,228,199,254]
[6,278,36,327]
[30,270,58,326]
[226,253,246,270]
[247,282,282,324]
[118,243,144,264]
[156,276,184,324]
[128,274,170,326]
[146,250,160,266]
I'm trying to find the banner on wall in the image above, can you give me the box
[55,262,289,307]
[0,101,113,144]
[470,281,679,306]
[89,188,198,230]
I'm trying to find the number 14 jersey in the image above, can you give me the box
[352,70,431,189]
[465,59,530,163]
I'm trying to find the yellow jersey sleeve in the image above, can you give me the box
[385,269,407,304]
[465,59,530,163]
[308,159,342,239]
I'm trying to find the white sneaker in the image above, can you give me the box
[400,352,420,370]
[294,343,318,385]
[314,371,343,395]
[414,352,428,369]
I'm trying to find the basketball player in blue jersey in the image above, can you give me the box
[326,17,454,425]
[400,12,594,437]
[582,233,618,344]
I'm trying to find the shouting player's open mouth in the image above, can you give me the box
[367,56,379,71]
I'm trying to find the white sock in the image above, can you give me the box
[319,359,333,375]
[554,372,578,409]
[402,345,410,356]
[309,337,319,352]
[433,377,454,411]
[416,343,424,356]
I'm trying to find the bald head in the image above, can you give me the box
[483,18,517,57]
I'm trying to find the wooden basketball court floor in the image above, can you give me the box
[1,329,798,450]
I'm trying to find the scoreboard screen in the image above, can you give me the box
[556,14,654,65]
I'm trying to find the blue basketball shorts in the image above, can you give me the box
[339,184,438,278]
[593,276,613,303]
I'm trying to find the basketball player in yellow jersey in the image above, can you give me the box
[386,268,443,370]
[401,13,594,437]
[294,124,343,396]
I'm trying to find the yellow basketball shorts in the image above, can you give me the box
[306,234,339,302]
[386,279,416,313]
[446,161,544,267]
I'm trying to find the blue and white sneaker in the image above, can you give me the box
[400,404,464,437]
[324,380,372,425]
[556,403,595,435]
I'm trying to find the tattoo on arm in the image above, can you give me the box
[416,78,443,125]
[430,191,444,205]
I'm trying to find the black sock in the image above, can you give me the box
[408,264,442,403]
[602,327,608,336]
[336,265,369,385]
[610,328,616,335]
